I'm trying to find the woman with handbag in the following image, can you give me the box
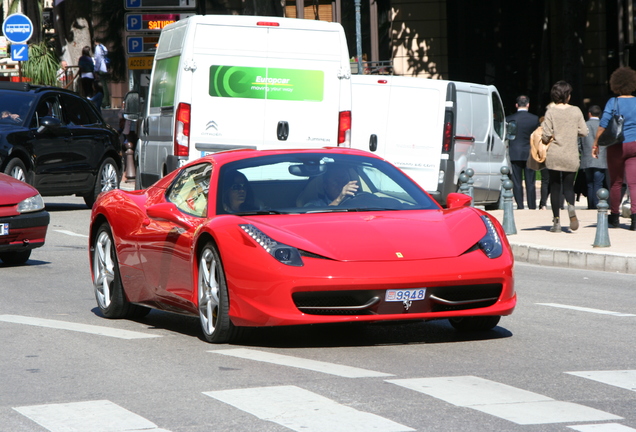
[541,81,588,233]
[592,66,636,230]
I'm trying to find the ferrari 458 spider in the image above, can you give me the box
[89,148,515,343]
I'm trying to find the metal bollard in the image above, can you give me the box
[459,173,470,196]
[465,168,475,206]
[502,178,517,235]
[124,140,136,181]
[498,166,510,209]
[593,188,611,247]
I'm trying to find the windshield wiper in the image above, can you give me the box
[234,210,288,216]
[344,207,400,212]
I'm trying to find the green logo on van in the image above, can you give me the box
[209,66,324,101]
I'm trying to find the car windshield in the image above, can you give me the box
[0,92,35,127]
[217,153,439,215]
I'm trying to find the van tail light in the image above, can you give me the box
[442,120,453,153]
[338,110,351,147]
[174,103,191,157]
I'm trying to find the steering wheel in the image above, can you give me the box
[338,191,374,206]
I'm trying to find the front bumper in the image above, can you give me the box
[0,210,50,252]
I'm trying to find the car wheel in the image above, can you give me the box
[449,316,500,332]
[85,157,120,208]
[92,223,133,318]
[4,158,28,183]
[0,250,31,265]
[198,242,237,343]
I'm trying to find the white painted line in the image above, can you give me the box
[537,303,636,317]
[0,315,161,339]
[14,400,171,432]
[567,370,636,392]
[387,376,622,425]
[204,385,414,432]
[54,229,89,238]
[569,424,636,432]
[210,348,392,378]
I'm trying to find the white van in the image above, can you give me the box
[126,15,352,188]
[351,75,510,208]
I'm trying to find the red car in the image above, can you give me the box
[89,148,515,343]
[0,173,49,265]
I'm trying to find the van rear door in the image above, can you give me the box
[263,22,347,149]
[350,75,391,157]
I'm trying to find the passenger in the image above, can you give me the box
[305,165,359,206]
[222,170,257,213]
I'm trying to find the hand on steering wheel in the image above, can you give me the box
[333,180,359,205]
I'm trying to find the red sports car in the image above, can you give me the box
[89,148,515,343]
[0,173,49,265]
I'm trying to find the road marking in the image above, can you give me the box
[386,376,622,425]
[204,385,414,432]
[537,303,636,317]
[54,229,89,238]
[567,370,636,392]
[569,424,636,432]
[0,315,161,339]
[210,348,392,378]
[14,400,171,432]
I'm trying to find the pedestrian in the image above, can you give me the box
[506,95,540,209]
[78,46,95,98]
[592,66,636,230]
[90,81,104,114]
[93,38,111,109]
[578,105,607,209]
[541,80,588,232]
[56,60,69,88]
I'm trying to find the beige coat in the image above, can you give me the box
[541,104,588,172]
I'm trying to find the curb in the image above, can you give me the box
[510,243,636,274]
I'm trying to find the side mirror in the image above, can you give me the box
[123,92,141,121]
[506,120,517,141]
[36,116,62,133]
[146,202,193,229]
[446,192,472,209]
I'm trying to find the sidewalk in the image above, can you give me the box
[488,206,636,274]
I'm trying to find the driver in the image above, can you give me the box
[1,111,21,122]
[305,165,359,207]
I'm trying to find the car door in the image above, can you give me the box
[59,93,109,193]
[137,163,211,310]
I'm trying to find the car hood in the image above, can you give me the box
[247,208,487,262]
[0,173,39,206]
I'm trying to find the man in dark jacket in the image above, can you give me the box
[506,95,540,209]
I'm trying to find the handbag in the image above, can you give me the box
[598,98,624,147]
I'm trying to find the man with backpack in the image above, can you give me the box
[93,38,111,109]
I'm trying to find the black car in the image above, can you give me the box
[0,82,123,207]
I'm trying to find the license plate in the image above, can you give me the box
[0,223,8,236]
[385,288,426,302]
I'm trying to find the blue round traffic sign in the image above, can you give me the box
[2,13,34,44]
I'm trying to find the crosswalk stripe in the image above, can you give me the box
[0,315,161,339]
[386,376,622,425]
[537,303,636,317]
[210,348,392,378]
[566,370,636,392]
[204,385,414,432]
[13,400,171,432]
[568,424,636,431]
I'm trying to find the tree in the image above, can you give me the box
[53,0,93,72]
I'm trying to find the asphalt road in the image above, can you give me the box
[0,196,635,432]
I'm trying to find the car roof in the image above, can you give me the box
[0,81,78,97]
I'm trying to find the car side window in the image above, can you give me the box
[60,94,92,125]
[167,163,213,217]
[31,96,63,128]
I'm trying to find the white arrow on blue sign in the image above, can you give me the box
[11,44,29,61]
[2,13,33,44]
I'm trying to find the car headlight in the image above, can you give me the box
[477,215,503,259]
[17,194,45,213]
[240,224,303,267]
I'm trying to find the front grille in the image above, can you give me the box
[293,284,503,316]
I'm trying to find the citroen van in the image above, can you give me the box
[351,75,510,208]
[127,15,352,188]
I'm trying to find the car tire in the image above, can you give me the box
[84,157,120,208]
[198,242,238,343]
[93,223,149,319]
[0,250,31,265]
[449,316,500,332]
[4,158,28,183]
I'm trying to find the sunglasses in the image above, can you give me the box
[230,183,246,191]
